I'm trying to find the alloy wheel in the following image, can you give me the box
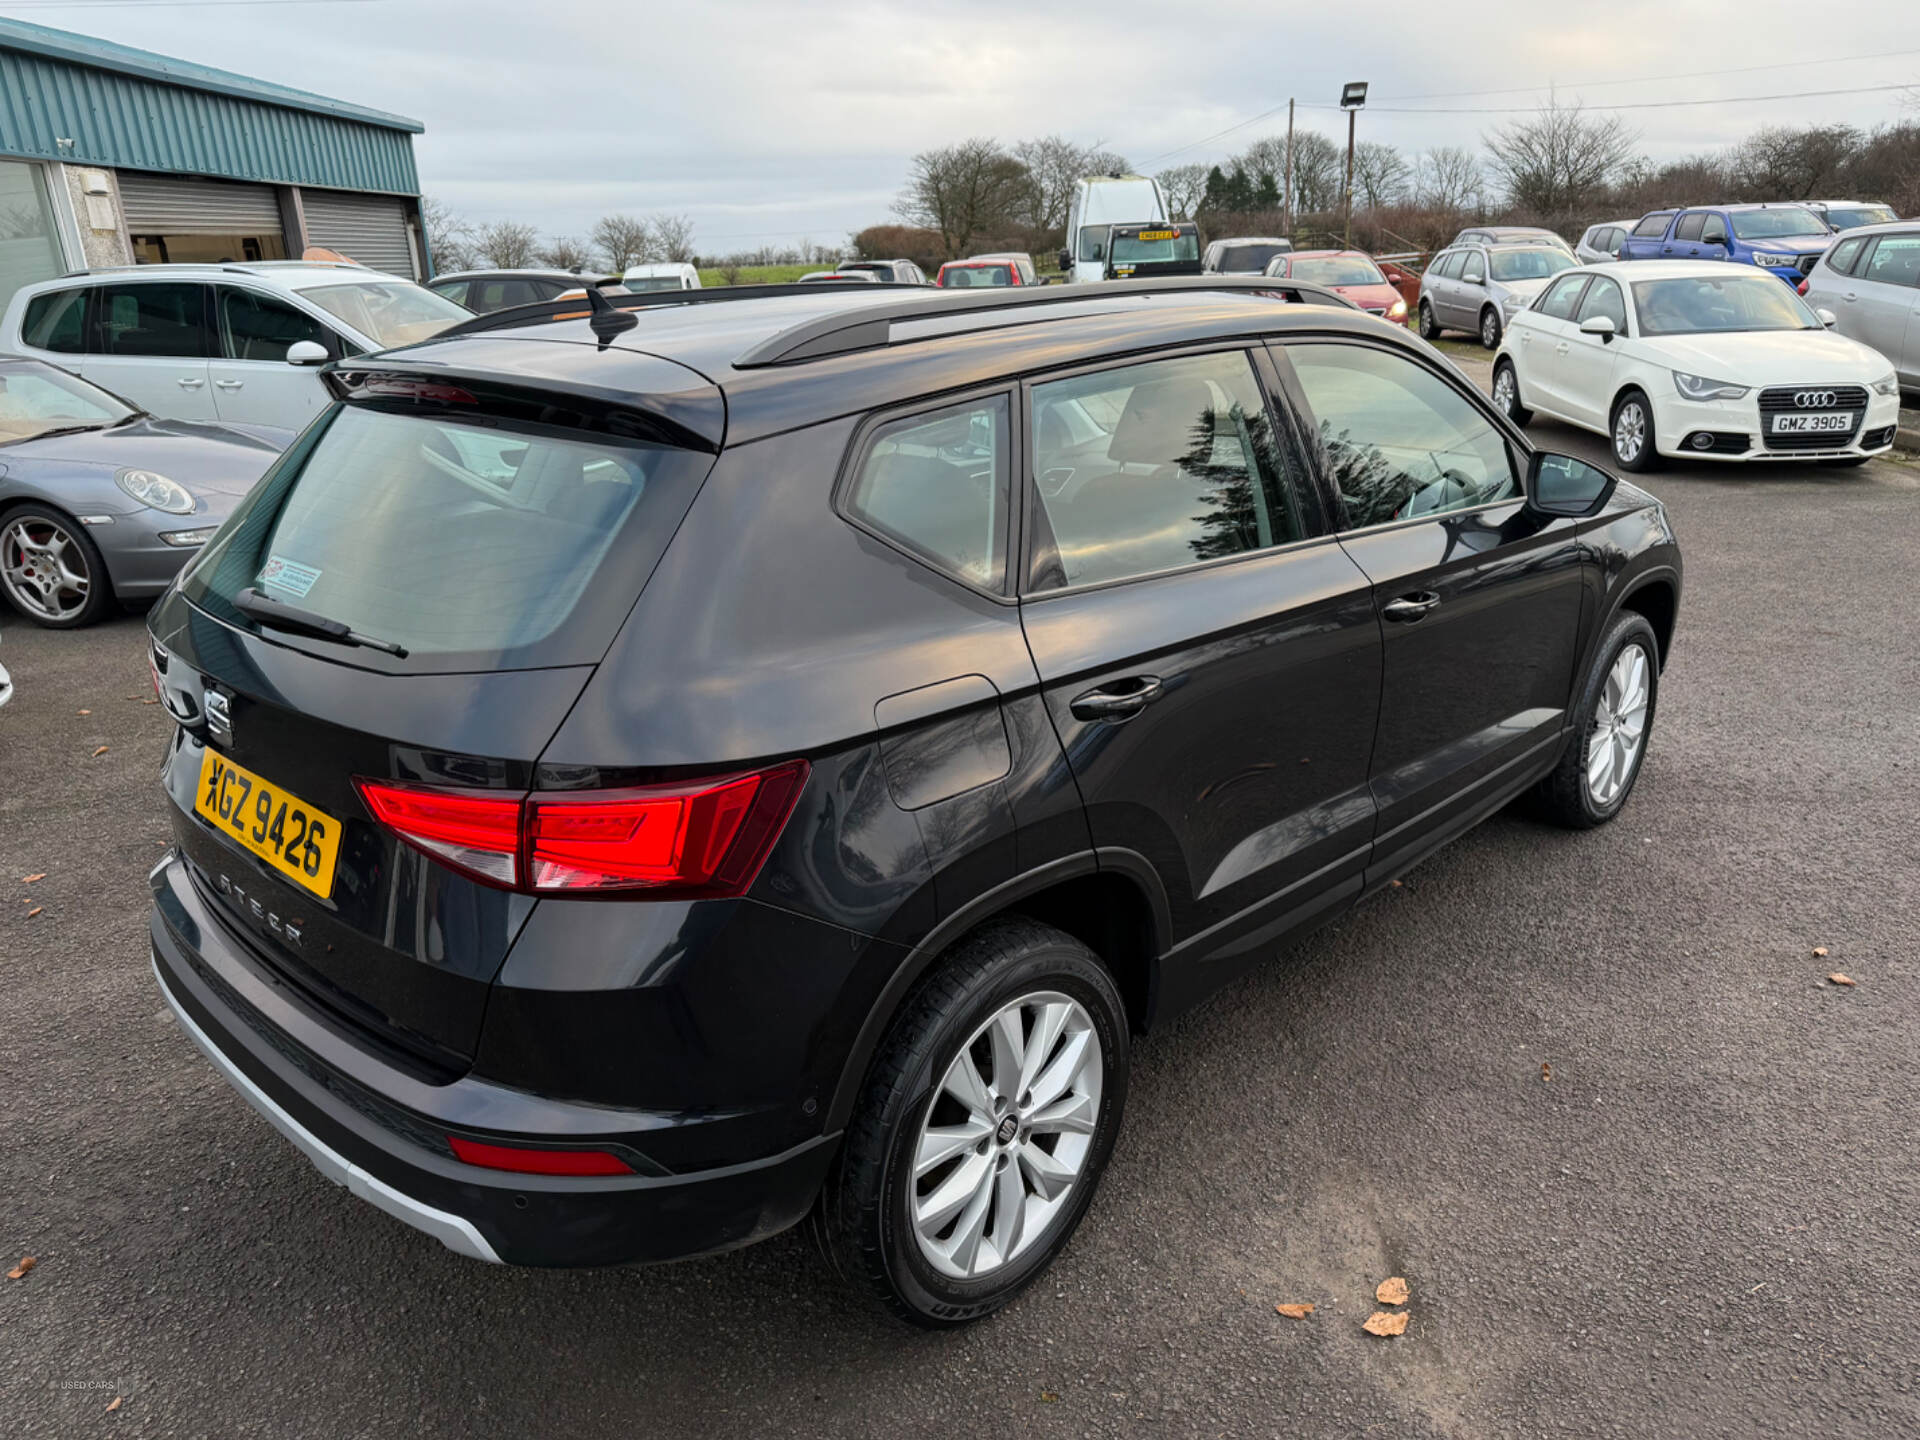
[1481,310,1500,348]
[1,515,92,623]
[909,991,1104,1281]
[1614,401,1647,466]
[1585,642,1651,808]
[1493,366,1517,416]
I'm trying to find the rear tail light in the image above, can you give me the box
[354,760,807,898]
[1796,279,1809,296]
[448,1136,634,1176]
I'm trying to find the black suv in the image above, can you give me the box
[146,278,1681,1327]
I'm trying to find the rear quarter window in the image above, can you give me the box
[843,394,1010,591]
[1632,214,1674,238]
[21,289,87,353]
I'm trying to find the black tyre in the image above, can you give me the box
[1417,298,1441,341]
[1479,306,1502,350]
[1609,390,1657,472]
[816,917,1129,1328]
[1527,610,1660,829]
[0,504,115,629]
[1492,358,1533,427]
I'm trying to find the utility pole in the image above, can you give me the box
[1284,99,1294,239]
[1339,82,1369,249]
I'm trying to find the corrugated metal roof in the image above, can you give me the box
[0,18,421,195]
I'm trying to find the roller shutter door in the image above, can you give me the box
[300,190,419,279]
[117,174,284,236]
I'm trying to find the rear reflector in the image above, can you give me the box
[448,1136,634,1176]
[354,760,808,898]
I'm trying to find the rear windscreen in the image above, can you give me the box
[183,403,712,670]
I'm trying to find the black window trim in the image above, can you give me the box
[831,381,1023,604]
[1265,331,1533,542]
[1015,338,1338,602]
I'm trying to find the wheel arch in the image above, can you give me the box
[1615,572,1679,668]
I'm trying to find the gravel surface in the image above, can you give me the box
[3,413,1917,1438]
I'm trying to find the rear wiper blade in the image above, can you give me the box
[234,587,409,658]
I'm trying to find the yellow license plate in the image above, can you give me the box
[194,749,342,900]
[1134,229,1176,241]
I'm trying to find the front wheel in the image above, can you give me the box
[1610,390,1657,472]
[1479,306,1503,350]
[817,918,1130,1327]
[1527,611,1660,828]
[0,505,114,628]
[1418,299,1441,340]
[1492,359,1533,426]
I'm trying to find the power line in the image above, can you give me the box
[1295,80,1920,117]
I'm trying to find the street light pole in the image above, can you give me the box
[1284,98,1294,240]
[1339,82,1368,250]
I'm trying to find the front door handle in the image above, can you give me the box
[1555,341,1570,355]
[1070,676,1163,722]
[214,379,244,390]
[1382,592,1441,623]
[177,377,204,389]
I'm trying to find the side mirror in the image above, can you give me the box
[1463,270,1484,286]
[1527,452,1618,518]
[1578,314,1617,342]
[1817,307,1838,329]
[285,340,329,367]
[1057,249,1073,271]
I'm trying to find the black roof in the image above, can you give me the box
[360,281,1406,448]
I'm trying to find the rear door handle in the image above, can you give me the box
[177,377,204,389]
[1382,592,1441,623]
[1069,676,1163,722]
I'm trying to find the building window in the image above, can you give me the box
[0,162,68,320]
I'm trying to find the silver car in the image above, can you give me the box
[1801,220,1920,393]
[1575,219,1637,265]
[1416,243,1579,349]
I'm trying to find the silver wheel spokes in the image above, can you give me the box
[1615,404,1646,464]
[1,517,91,622]
[1586,642,1651,807]
[1483,313,1498,345]
[1494,369,1515,411]
[911,991,1102,1281]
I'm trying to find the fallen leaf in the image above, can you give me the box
[141,698,159,706]
[1541,1062,1553,1083]
[7,1256,35,1279]
[1039,1392,1059,1404]
[1375,1276,1410,1306]
[1363,1310,1409,1337]
[77,709,91,716]
[26,907,43,919]
[92,745,110,757]
[105,1397,122,1414]
[22,874,45,884]
[1389,879,1403,888]
[1274,1302,1315,1319]
[1829,974,1856,987]
[1812,946,1829,958]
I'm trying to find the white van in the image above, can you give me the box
[1060,176,1170,284]
[622,263,702,293]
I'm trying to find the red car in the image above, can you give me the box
[1268,250,1408,322]
[935,258,1024,287]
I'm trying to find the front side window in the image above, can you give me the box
[1674,213,1707,243]
[1861,235,1920,288]
[21,288,87,353]
[0,358,135,443]
[1632,213,1674,238]
[1028,351,1309,591]
[1730,208,1826,240]
[845,394,1009,590]
[1077,226,1107,263]
[1632,276,1819,335]
[296,281,466,348]
[1539,274,1588,320]
[1575,276,1628,332]
[1826,206,1895,230]
[1488,248,1574,282]
[1286,342,1518,530]
[97,283,209,358]
[218,287,330,362]
[1826,237,1867,276]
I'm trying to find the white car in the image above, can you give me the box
[0,263,470,432]
[621,262,702,292]
[1490,260,1902,471]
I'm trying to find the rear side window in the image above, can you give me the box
[1826,237,1866,276]
[98,283,209,358]
[21,289,86,353]
[1862,235,1920,288]
[1633,213,1674,238]
[1285,342,1518,530]
[471,278,541,311]
[1600,227,1624,252]
[1027,350,1311,592]
[185,404,712,667]
[218,287,330,362]
[1673,213,1707,243]
[844,394,1010,590]
[428,279,470,306]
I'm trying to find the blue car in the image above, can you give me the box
[1617,204,1835,284]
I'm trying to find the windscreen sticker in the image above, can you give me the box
[258,556,322,599]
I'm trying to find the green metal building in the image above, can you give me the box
[0,18,428,315]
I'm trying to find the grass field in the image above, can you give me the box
[695,263,822,286]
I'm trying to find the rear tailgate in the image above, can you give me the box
[149,340,722,1074]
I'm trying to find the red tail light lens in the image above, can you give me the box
[1796,279,1809,296]
[354,761,807,898]
[354,780,523,887]
[448,1136,634,1176]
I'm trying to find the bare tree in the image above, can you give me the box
[541,235,594,271]
[470,219,540,268]
[1352,141,1411,210]
[897,138,1032,259]
[1012,135,1129,232]
[421,195,474,272]
[590,213,654,271]
[1483,99,1635,215]
[1415,146,1485,212]
[1728,125,1858,201]
[1155,163,1210,221]
[650,213,698,264]
[1275,131,1342,214]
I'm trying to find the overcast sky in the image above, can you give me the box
[16,0,1920,253]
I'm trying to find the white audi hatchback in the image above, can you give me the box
[1490,260,1901,471]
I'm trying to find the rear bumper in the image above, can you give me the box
[149,852,837,1267]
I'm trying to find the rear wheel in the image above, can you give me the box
[1492,359,1532,426]
[1418,299,1441,341]
[0,505,113,628]
[1610,390,1657,472]
[1479,306,1503,350]
[817,918,1129,1327]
